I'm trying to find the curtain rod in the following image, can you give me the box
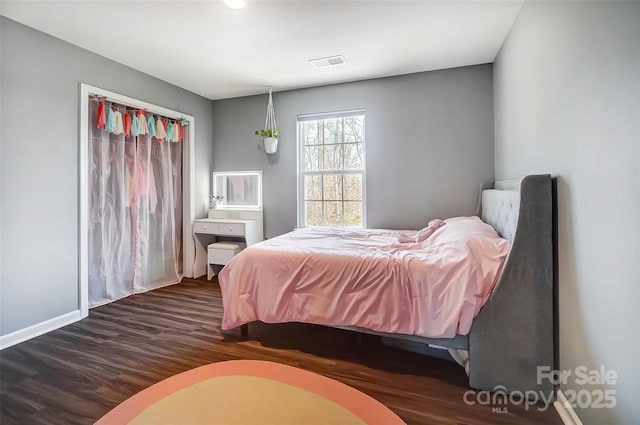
[89,94,187,122]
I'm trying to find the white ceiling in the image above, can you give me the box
[0,0,523,100]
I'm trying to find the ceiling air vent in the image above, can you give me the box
[309,55,346,69]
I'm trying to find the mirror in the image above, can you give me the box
[212,171,262,209]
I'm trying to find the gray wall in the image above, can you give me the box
[0,17,214,336]
[494,2,639,423]
[212,65,494,238]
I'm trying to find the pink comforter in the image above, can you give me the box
[218,217,510,338]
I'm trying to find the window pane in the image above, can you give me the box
[323,174,342,201]
[304,145,322,171]
[304,175,321,200]
[343,116,364,143]
[303,121,319,145]
[323,201,342,226]
[343,174,362,201]
[344,143,363,170]
[305,201,322,226]
[323,118,341,144]
[344,201,363,228]
[323,144,343,170]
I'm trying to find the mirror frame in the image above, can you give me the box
[212,171,262,210]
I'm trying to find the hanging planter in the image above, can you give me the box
[255,89,279,154]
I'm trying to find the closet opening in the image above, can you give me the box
[79,84,196,315]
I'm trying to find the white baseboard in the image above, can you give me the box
[0,310,83,350]
[554,389,584,425]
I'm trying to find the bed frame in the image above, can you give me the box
[239,174,555,395]
[469,174,554,395]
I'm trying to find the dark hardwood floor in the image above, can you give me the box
[0,278,562,425]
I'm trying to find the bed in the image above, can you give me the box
[218,174,554,395]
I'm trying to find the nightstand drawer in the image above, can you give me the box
[216,222,245,236]
[193,221,218,234]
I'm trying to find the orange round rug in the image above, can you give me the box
[96,360,405,425]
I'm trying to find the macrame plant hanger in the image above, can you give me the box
[262,88,278,154]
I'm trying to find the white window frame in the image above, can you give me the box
[296,109,366,228]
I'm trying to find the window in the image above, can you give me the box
[298,111,365,228]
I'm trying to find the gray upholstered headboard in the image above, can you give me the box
[468,174,554,395]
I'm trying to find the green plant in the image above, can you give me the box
[255,128,280,138]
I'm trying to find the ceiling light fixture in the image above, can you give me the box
[223,0,246,9]
[309,55,346,69]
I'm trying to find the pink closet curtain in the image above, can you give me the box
[88,100,183,307]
